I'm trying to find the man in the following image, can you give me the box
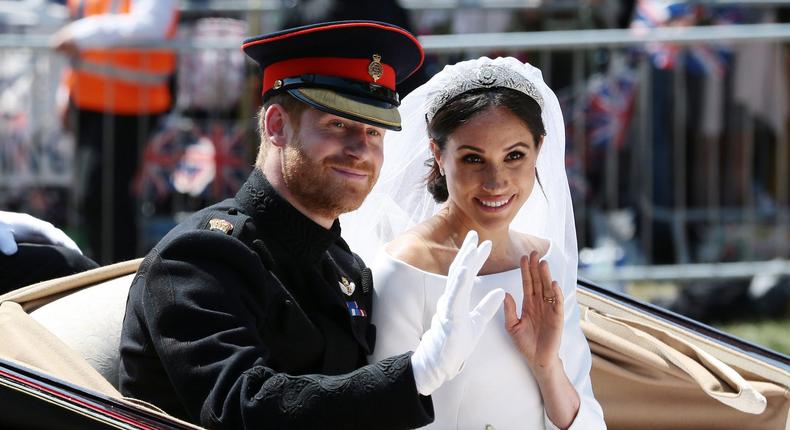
[120,21,504,429]
[52,0,178,263]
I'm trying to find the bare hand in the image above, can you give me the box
[503,251,564,370]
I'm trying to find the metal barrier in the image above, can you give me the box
[415,24,790,283]
[1,22,788,282]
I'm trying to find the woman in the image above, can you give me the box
[341,57,605,429]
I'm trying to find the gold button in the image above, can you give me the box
[273,79,283,89]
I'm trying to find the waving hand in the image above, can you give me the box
[503,251,564,370]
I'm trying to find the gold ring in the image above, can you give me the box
[543,296,557,304]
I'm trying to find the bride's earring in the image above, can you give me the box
[439,165,445,176]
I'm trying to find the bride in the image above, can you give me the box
[341,57,605,429]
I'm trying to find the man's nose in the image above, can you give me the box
[343,129,371,159]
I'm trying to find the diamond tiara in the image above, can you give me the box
[426,64,544,123]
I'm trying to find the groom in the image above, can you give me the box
[119,21,503,429]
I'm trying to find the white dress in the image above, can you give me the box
[370,242,606,430]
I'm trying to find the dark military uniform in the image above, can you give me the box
[119,169,433,429]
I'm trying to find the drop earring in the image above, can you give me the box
[439,166,445,176]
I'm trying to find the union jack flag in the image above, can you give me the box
[562,61,639,154]
[630,0,736,76]
[205,121,251,200]
[584,68,639,150]
[135,119,263,203]
[135,124,185,201]
[172,136,215,197]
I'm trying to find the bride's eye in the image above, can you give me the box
[462,153,482,164]
[505,151,525,161]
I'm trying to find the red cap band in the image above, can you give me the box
[262,57,396,94]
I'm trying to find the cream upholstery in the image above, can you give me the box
[0,260,205,430]
[29,273,135,388]
[578,289,790,430]
[0,300,121,397]
[1,259,787,430]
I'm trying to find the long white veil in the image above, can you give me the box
[340,57,578,284]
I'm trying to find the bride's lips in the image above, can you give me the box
[474,194,515,212]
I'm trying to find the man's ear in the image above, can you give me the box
[264,104,290,148]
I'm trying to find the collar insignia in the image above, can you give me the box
[208,218,233,235]
[339,276,356,296]
[346,300,366,317]
[368,54,383,82]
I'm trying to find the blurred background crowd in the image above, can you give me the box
[1,0,789,350]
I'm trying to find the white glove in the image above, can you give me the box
[411,230,506,395]
[0,211,82,256]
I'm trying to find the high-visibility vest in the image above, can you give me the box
[63,0,178,115]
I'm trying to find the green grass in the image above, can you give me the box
[625,282,790,356]
[714,319,790,356]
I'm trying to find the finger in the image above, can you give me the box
[469,239,492,275]
[0,228,17,255]
[503,292,518,330]
[519,254,533,300]
[552,281,565,309]
[528,251,541,296]
[47,228,82,254]
[471,288,506,327]
[61,235,83,254]
[461,229,479,249]
[444,266,471,317]
[539,260,554,299]
[448,230,478,277]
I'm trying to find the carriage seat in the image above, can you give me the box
[29,273,135,389]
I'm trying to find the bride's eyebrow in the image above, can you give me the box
[457,145,484,153]
[504,142,530,151]
[456,142,530,153]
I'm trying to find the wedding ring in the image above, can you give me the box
[543,296,557,304]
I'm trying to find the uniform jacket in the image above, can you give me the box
[119,169,433,429]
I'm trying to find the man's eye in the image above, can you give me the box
[331,121,345,128]
[367,129,381,137]
[462,154,482,164]
[506,151,525,161]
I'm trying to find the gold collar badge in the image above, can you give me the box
[368,54,383,82]
[339,276,356,296]
[208,218,233,235]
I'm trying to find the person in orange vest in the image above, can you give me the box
[51,0,179,264]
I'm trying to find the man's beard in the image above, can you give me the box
[281,140,377,220]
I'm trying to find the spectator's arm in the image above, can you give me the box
[62,0,177,49]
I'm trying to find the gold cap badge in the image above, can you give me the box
[368,54,383,82]
[208,218,234,235]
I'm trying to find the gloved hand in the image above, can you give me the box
[0,211,82,256]
[411,230,506,395]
